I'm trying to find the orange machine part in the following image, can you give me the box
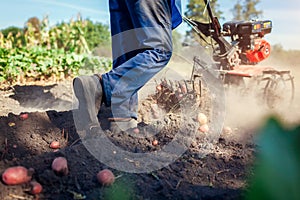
[228,65,275,77]
[245,39,271,63]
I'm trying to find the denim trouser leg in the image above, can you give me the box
[108,0,142,119]
[102,0,173,119]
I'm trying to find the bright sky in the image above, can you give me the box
[1,0,299,50]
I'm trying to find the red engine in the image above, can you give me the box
[222,19,272,66]
[183,3,273,69]
[245,38,271,63]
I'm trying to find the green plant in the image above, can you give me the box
[245,118,300,200]
[0,46,111,85]
[0,15,112,85]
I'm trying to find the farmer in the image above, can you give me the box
[73,0,182,133]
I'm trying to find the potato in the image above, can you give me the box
[156,84,162,91]
[50,141,60,149]
[197,113,208,125]
[19,113,29,120]
[199,124,209,133]
[133,128,140,134]
[51,157,68,176]
[97,169,115,186]
[2,166,32,185]
[152,139,159,146]
[29,181,43,194]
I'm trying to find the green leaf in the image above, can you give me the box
[246,118,300,200]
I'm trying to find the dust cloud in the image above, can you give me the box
[223,60,300,143]
[156,47,300,143]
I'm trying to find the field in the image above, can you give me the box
[0,55,299,199]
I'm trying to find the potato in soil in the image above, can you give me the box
[29,181,43,194]
[2,166,32,185]
[97,169,115,186]
[51,157,69,176]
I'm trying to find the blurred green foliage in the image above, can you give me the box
[102,177,135,200]
[245,118,300,200]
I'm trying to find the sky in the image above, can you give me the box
[1,0,299,50]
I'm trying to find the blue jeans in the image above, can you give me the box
[101,0,173,119]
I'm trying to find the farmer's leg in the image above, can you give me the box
[109,0,141,119]
[101,0,173,119]
[109,0,139,68]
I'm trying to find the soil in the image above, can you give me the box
[0,75,260,200]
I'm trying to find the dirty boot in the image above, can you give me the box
[73,75,103,131]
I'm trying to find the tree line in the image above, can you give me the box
[185,0,262,21]
[0,1,298,85]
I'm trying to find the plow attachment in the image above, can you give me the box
[220,65,295,108]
